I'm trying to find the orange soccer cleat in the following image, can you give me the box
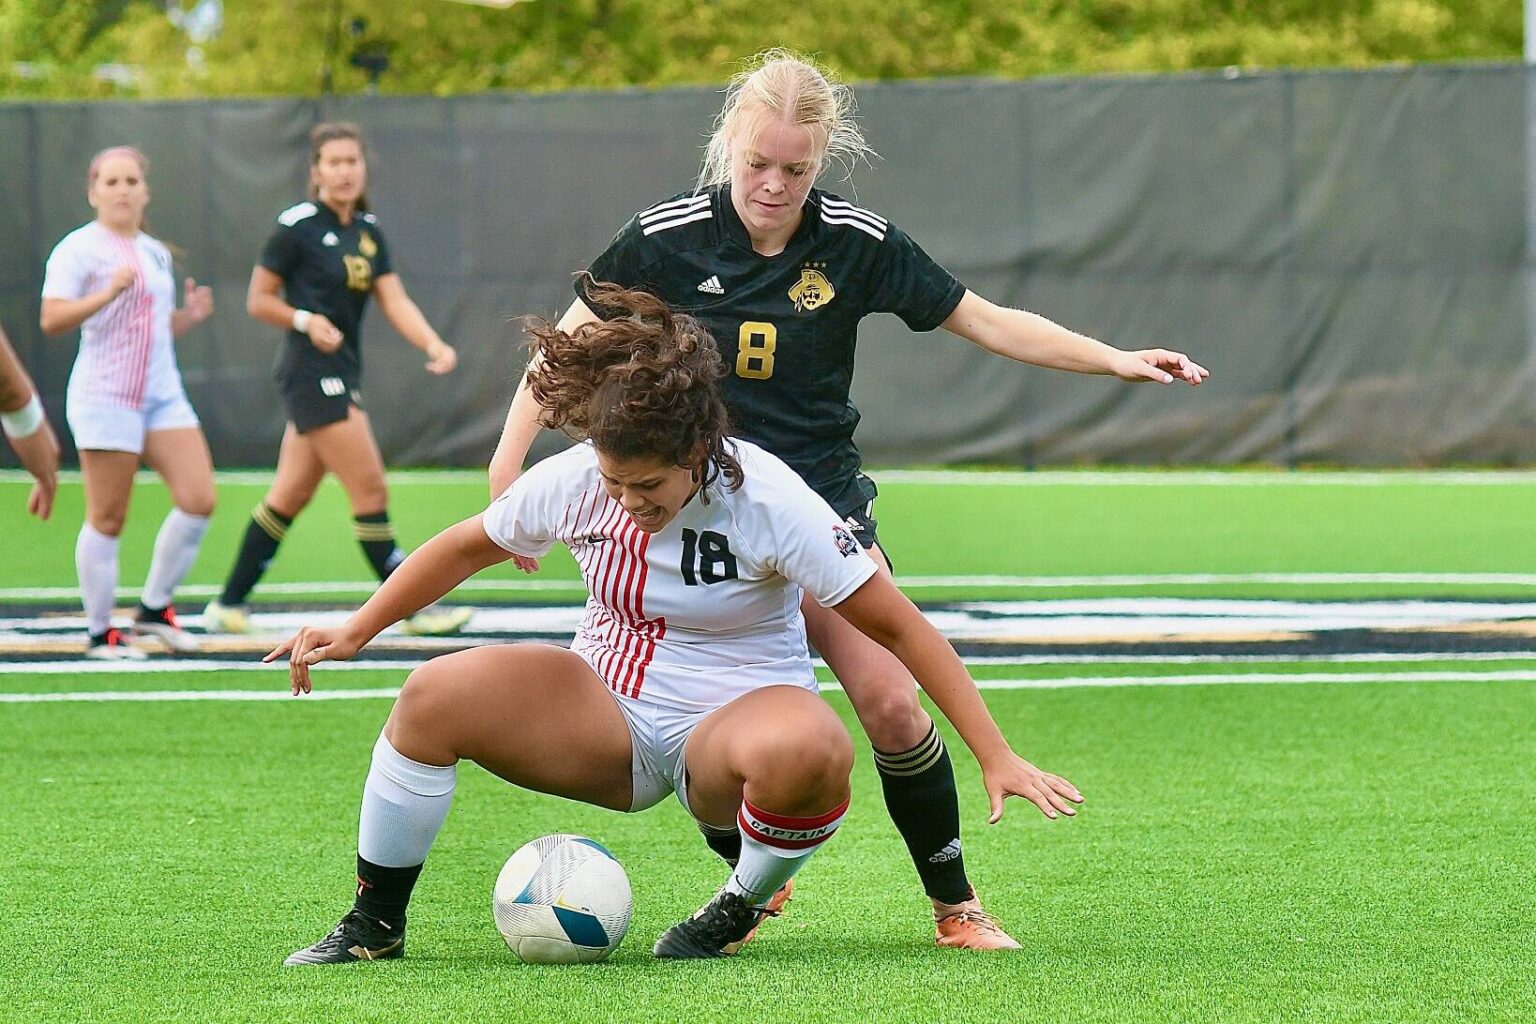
[933,893,1022,950]
[736,878,792,950]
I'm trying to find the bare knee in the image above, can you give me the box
[847,677,929,751]
[178,489,216,519]
[264,489,312,521]
[386,664,461,759]
[742,707,852,809]
[88,509,127,537]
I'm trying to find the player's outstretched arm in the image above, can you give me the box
[488,297,603,500]
[940,289,1209,386]
[373,273,457,374]
[831,573,1084,823]
[265,516,509,693]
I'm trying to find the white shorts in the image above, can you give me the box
[67,391,200,454]
[605,688,712,816]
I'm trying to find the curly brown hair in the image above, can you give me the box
[525,279,743,497]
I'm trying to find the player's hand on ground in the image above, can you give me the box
[1111,349,1208,386]
[182,278,213,324]
[107,264,138,297]
[980,753,1083,823]
[306,313,345,353]
[511,553,540,573]
[265,624,365,695]
[424,342,457,375]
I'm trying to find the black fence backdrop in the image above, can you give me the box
[2,65,1532,469]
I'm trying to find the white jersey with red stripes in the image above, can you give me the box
[482,439,878,712]
[42,222,183,410]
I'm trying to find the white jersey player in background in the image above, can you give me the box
[40,146,216,658]
[269,282,1081,964]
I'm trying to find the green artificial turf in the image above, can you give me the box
[4,471,1536,600]
[2,679,1532,1024]
[3,469,1532,1021]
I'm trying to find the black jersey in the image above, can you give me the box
[582,185,964,510]
[260,200,393,386]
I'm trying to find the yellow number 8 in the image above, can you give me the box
[736,321,777,380]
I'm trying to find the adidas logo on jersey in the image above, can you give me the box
[322,231,340,247]
[697,276,725,295]
[929,839,963,864]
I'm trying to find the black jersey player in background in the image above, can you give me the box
[490,50,1208,949]
[205,122,470,638]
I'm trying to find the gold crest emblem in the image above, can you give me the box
[358,231,377,259]
[789,268,835,312]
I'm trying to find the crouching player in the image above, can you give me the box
[268,283,1081,963]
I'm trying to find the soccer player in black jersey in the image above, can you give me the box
[490,50,1208,949]
[205,122,470,638]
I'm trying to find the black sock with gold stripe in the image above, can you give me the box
[874,723,972,905]
[354,511,405,582]
[698,820,742,867]
[219,502,293,606]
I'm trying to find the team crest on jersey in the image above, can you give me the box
[358,231,378,258]
[832,524,859,558]
[789,263,835,312]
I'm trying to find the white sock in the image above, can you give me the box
[357,733,457,868]
[75,523,120,636]
[140,510,211,610]
[725,797,848,907]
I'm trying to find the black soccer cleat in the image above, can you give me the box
[283,908,405,966]
[653,890,778,959]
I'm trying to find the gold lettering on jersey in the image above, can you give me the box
[358,231,378,259]
[342,254,373,292]
[789,266,835,312]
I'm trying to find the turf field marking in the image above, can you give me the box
[5,650,1533,675]
[8,572,1536,602]
[6,597,1533,646]
[0,579,587,600]
[5,670,1536,702]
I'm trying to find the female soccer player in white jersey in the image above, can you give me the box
[202,122,468,639]
[489,50,1207,949]
[270,282,1081,964]
[40,147,215,658]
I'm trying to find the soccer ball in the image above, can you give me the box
[492,834,632,964]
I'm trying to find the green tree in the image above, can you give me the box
[0,0,1521,101]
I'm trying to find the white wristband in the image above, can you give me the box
[291,309,314,334]
[1,393,46,439]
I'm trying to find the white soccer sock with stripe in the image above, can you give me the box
[140,510,211,610]
[358,733,457,868]
[75,523,120,636]
[725,797,849,907]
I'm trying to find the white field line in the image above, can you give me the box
[4,650,1536,676]
[7,596,1534,645]
[7,572,1536,602]
[6,469,1536,488]
[4,670,1536,703]
[0,579,587,600]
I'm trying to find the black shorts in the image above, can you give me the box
[280,374,362,434]
[831,475,886,564]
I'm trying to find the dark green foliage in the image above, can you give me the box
[0,0,1522,101]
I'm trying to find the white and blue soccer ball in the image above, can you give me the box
[493,834,632,964]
